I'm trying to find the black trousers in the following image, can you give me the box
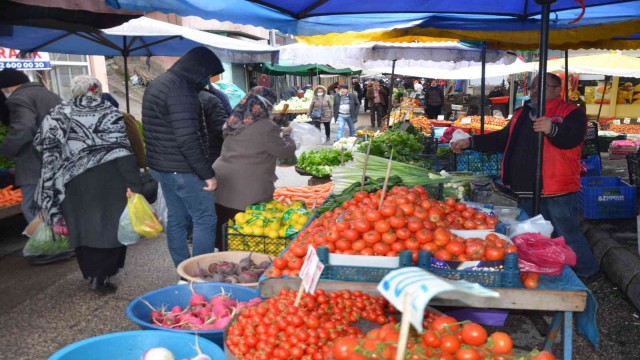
[370,103,386,127]
[426,105,443,120]
[312,120,331,139]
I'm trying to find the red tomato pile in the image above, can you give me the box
[225,289,395,360]
[431,233,518,262]
[330,316,556,360]
[266,186,502,278]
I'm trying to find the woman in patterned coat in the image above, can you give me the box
[34,75,141,294]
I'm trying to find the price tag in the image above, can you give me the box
[461,117,472,125]
[624,118,631,124]
[377,268,499,332]
[637,117,640,123]
[613,119,621,125]
[437,115,445,120]
[299,246,324,294]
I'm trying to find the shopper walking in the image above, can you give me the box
[366,81,387,128]
[333,85,360,140]
[34,75,140,293]
[451,73,600,283]
[0,69,61,223]
[142,46,223,267]
[424,79,445,119]
[213,87,296,250]
[307,85,333,143]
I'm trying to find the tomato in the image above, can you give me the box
[461,209,474,219]
[332,337,359,360]
[360,247,375,256]
[388,216,407,229]
[407,219,424,232]
[484,246,505,261]
[421,242,439,253]
[422,330,441,347]
[373,242,391,255]
[465,242,485,260]
[439,334,461,354]
[353,191,369,202]
[419,199,432,210]
[428,207,445,222]
[399,203,415,216]
[351,239,367,252]
[365,210,382,222]
[336,239,351,252]
[454,202,467,212]
[291,244,309,257]
[445,197,456,206]
[505,244,518,254]
[414,229,433,243]
[460,323,488,346]
[463,220,477,230]
[381,232,397,245]
[445,241,465,256]
[405,238,421,251]
[455,348,481,360]
[431,316,460,334]
[390,241,406,252]
[434,228,451,246]
[396,227,412,240]
[487,332,513,354]
[435,249,453,261]
[524,277,539,289]
[363,231,381,244]
[288,257,303,270]
[273,257,288,270]
[530,351,556,360]
[374,220,391,233]
[380,205,397,218]
[352,219,371,233]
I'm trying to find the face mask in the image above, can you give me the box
[197,77,211,89]
[2,90,12,98]
[431,84,437,87]
[317,92,324,96]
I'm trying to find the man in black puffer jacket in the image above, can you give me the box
[142,46,224,267]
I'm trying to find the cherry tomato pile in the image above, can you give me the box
[225,288,395,360]
[266,186,503,278]
[330,317,557,360]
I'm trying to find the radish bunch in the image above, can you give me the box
[143,284,262,331]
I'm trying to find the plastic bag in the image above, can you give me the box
[118,207,141,245]
[127,192,163,238]
[512,233,577,275]
[290,122,322,147]
[155,184,168,228]
[22,216,72,256]
[506,214,554,238]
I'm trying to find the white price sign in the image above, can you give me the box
[461,117,472,125]
[624,118,632,124]
[437,115,445,120]
[377,267,499,332]
[299,246,324,294]
[613,119,621,125]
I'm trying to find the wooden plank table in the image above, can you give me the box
[261,278,587,360]
[273,108,309,114]
[0,203,21,220]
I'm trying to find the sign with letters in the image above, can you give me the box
[0,48,51,70]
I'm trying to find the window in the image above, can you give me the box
[48,53,90,100]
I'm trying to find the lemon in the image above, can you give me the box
[252,226,265,236]
[278,227,286,237]
[298,215,309,225]
[234,213,248,225]
[266,229,279,239]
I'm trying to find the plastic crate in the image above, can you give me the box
[222,223,293,256]
[420,131,438,155]
[452,150,503,179]
[627,153,640,188]
[580,154,601,177]
[582,122,600,159]
[421,154,452,172]
[578,176,637,219]
[598,134,626,153]
[316,247,520,287]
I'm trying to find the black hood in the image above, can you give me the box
[169,46,224,90]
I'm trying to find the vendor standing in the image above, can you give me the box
[213,87,296,250]
[451,73,600,284]
[424,79,444,119]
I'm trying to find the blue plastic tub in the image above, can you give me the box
[126,283,259,349]
[48,330,224,360]
[578,176,636,219]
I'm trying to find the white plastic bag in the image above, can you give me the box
[155,184,168,228]
[118,207,141,245]
[449,129,471,144]
[290,122,323,147]
[506,214,554,238]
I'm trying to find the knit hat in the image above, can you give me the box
[0,69,29,89]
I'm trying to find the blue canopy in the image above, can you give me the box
[105,0,640,37]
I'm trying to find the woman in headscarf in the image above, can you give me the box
[213,86,296,250]
[34,75,141,293]
[307,85,333,143]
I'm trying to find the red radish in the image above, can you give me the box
[212,316,232,329]
[171,306,182,315]
[189,283,207,307]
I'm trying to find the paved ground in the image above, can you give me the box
[1,94,639,358]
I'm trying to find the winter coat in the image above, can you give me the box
[308,86,333,123]
[213,119,296,210]
[0,82,61,185]
[333,92,360,120]
[366,87,388,107]
[141,47,224,180]
[424,85,444,107]
[199,90,229,163]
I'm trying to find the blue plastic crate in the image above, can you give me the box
[578,176,637,219]
[580,154,601,177]
[316,246,520,287]
[453,150,503,179]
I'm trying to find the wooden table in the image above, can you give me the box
[261,278,587,360]
[273,108,309,114]
[0,203,21,220]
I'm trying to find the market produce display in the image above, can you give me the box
[452,116,509,131]
[228,200,310,239]
[355,129,377,138]
[266,185,501,278]
[355,126,425,164]
[274,91,313,112]
[329,318,556,360]
[141,284,262,331]
[332,137,359,151]
[0,185,21,207]
[408,116,433,136]
[225,288,395,359]
[274,182,333,208]
[293,114,312,123]
[0,124,15,169]
[296,148,353,178]
[183,252,271,284]
[606,123,640,134]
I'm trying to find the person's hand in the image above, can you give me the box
[450,138,471,154]
[533,116,553,135]
[281,126,293,136]
[203,177,217,191]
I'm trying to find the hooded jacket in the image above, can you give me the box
[308,86,333,123]
[141,46,224,180]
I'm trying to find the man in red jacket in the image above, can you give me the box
[451,73,600,283]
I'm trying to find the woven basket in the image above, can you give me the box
[176,251,272,287]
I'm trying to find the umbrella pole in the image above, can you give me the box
[596,76,610,122]
[122,36,131,114]
[388,59,396,127]
[533,0,556,216]
[564,50,569,101]
[480,42,486,134]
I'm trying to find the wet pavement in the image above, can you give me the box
[1,113,640,359]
